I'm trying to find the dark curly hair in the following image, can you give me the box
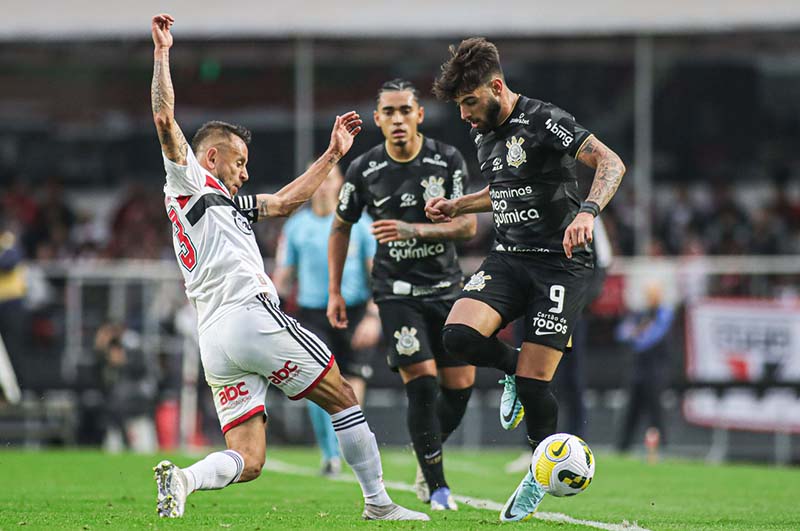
[191,120,252,154]
[432,37,503,101]
[376,78,420,104]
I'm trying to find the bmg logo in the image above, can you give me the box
[218,382,250,405]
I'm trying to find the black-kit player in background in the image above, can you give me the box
[427,38,626,521]
[327,79,478,511]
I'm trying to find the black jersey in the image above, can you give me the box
[473,95,593,265]
[337,136,469,302]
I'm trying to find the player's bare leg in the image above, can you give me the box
[154,415,264,518]
[307,362,429,521]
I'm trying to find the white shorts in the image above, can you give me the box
[199,294,335,433]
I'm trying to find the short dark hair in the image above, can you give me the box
[432,37,503,101]
[376,78,420,105]
[191,121,252,153]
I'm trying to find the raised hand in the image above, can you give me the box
[328,111,362,157]
[152,13,175,50]
[425,196,457,223]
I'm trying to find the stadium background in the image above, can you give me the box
[1,1,800,466]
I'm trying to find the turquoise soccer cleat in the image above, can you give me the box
[499,466,546,522]
[499,375,525,430]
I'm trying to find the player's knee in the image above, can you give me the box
[441,323,485,364]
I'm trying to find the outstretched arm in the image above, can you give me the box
[561,136,626,258]
[370,215,477,244]
[244,113,362,220]
[425,186,491,223]
[151,14,189,165]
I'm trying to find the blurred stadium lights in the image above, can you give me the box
[2,1,800,38]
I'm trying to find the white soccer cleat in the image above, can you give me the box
[362,503,430,521]
[154,460,189,518]
[414,463,430,503]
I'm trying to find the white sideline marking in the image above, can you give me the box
[266,458,652,531]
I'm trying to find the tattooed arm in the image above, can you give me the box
[151,14,189,165]
[576,135,626,210]
[561,136,626,258]
[233,112,362,222]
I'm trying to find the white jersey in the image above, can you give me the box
[163,150,279,333]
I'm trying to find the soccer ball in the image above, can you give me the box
[531,433,595,497]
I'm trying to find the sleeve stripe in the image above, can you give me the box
[574,133,595,159]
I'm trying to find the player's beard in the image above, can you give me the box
[480,96,502,132]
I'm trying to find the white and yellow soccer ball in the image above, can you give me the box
[531,433,595,497]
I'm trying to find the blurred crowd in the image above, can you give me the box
[3,172,800,264]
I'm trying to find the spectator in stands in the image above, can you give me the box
[93,322,158,453]
[615,280,675,453]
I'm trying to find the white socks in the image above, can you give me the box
[183,450,244,493]
[331,405,392,507]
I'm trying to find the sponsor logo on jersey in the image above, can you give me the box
[506,136,527,168]
[338,182,356,210]
[268,360,299,385]
[421,176,446,201]
[545,118,574,148]
[362,160,388,177]
[532,312,569,336]
[399,193,418,208]
[490,189,540,226]
[492,157,503,172]
[474,133,483,145]
[489,186,533,200]
[232,209,253,235]
[218,382,250,406]
[509,112,530,125]
[387,238,445,262]
[373,196,391,207]
[422,153,448,168]
[393,326,421,356]
[464,270,492,292]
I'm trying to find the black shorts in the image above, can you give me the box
[377,299,469,372]
[297,305,374,380]
[459,251,593,352]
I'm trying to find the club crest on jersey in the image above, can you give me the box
[506,136,526,168]
[394,326,420,356]
[232,209,253,235]
[421,176,446,201]
[464,270,492,292]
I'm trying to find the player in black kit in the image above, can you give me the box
[328,79,477,511]
[428,39,626,521]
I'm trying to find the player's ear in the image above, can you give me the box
[417,105,425,125]
[491,78,504,97]
[373,110,381,128]
[206,147,218,169]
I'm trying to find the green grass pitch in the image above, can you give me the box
[0,447,797,530]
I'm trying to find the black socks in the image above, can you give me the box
[516,375,558,450]
[405,375,447,490]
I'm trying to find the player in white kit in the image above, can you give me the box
[150,14,427,521]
